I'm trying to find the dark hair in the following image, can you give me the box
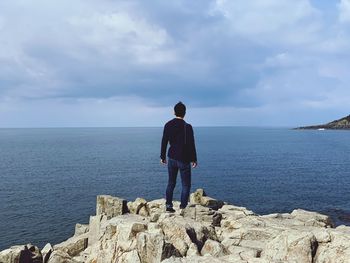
[174,101,186,117]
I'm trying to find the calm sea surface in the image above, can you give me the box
[1,127,350,250]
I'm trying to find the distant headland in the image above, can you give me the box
[295,115,350,130]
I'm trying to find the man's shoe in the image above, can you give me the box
[166,207,175,213]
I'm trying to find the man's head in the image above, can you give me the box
[174,101,186,118]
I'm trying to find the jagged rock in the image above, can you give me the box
[162,254,246,262]
[159,215,193,256]
[74,224,89,236]
[47,250,80,263]
[183,205,222,227]
[116,249,141,263]
[53,233,88,257]
[127,198,150,217]
[0,246,23,263]
[190,189,224,210]
[2,189,350,263]
[136,232,164,263]
[0,244,43,263]
[112,215,148,252]
[96,195,127,219]
[42,243,53,263]
[87,214,107,246]
[291,209,334,227]
[261,230,318,262]
[159,214,217,257]
[223,245,260,260]
[161,243,182,260]
[314,229,350,262]
[200,239,226,257]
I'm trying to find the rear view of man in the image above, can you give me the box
[160,102,197,213]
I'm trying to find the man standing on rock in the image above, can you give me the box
[160,101,197,213]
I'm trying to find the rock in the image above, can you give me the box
[137,232,164,263]
[186,243,200,256]
[161,243,182,260]
[314,229,350,262]
[87,214,107,246]
[160,217,187,255]
[0,244,43,263]
[42,243,53,263]
[190,189,224,210]
[127,198,150,217]
[291,209,334,227]
[3,189,350,263]
[261,230,317,262]
[223,245,260,260]
[0,245,23,263]
[183,205,222,227]
[116,249,141,263]
[47,250,80,263]
[160,215,216,256]
[53,233,88,257]
[200,239,226,257]
[74,224,89,236]
[96,195,127,219]
[112,215,148,251]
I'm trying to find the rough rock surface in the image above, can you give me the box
[1,189,349,263]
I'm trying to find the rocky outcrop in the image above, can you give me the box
[1,189,350,263]
[296,114,350,130]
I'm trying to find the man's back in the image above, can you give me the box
[160,118,197,163]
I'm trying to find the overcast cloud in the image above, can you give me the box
[0,0,350,127]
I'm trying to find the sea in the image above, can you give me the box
[1,127,350,250]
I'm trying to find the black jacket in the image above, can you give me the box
[160,118,197,163]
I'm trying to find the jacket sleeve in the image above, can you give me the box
[189,125,197,162]
[160,124,168,160]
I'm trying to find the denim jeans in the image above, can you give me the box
[166,158,191,209]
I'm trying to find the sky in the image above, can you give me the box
[1,0,350,127]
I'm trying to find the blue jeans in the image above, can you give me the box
[166,158,191,209]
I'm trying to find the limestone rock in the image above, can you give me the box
[2,189,350,263]
[96,195,127,219]
[74,224,89,236]
[0,245,23,263]
[261,230,317,262]
[200,239,226,257]
[42,243,53,263]
[47,250,80,263]
[112,215,148,252]
[53,233,88,257]
[183,205,222,227]
[137,232,164,263]
[87,214,107,246]
[190,189,224,210]
[291,209,334,227]
[127,198,150,217]
[314,229,350,262]
[0,244,43,263]
[116,249,141,263]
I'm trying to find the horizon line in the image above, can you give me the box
[0,125,295,129]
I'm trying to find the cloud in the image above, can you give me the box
[0,0,350,126]
[339,0,350,23]
[212,0,321,45]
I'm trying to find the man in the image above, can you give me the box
[160,101,197,213]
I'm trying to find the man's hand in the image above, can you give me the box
[191,162,197,168]
[160,159,167,165]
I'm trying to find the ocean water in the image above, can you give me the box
[1,127,350,250]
